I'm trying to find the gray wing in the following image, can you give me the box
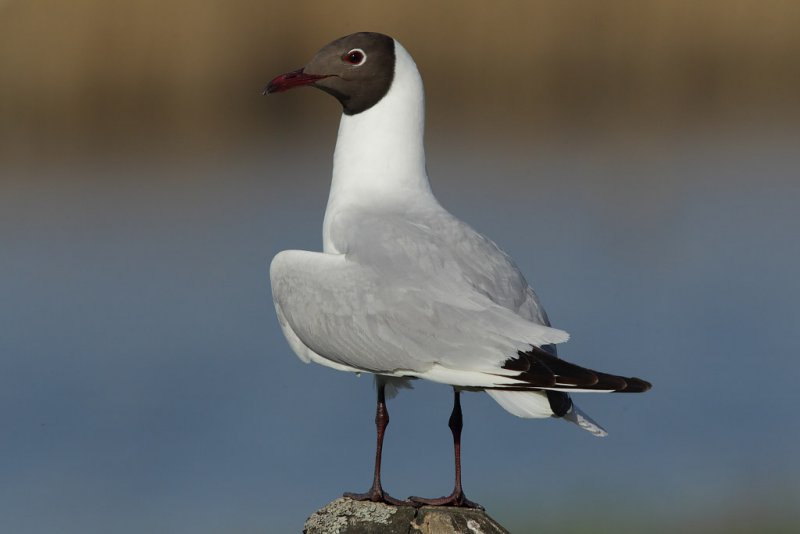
[330,207,552,325]
[270,248,568,385]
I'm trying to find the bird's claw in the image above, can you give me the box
[409,491,483,509]
[344,488,411,506]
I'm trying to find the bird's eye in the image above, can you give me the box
[343,48,366,66]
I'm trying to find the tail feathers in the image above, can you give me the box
[486,390,608,437]
[564,404,608,437]
[486,389,554,419]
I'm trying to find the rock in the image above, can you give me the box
[303,497,509,534]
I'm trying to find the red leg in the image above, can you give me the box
[344,381,409,506]
[410,389,482,508]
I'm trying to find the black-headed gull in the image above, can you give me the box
[265,32,651,508]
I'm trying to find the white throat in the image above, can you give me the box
[323,40,435,253]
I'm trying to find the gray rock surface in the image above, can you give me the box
[303,497,509,534]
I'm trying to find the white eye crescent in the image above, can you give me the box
[343,48,367,66]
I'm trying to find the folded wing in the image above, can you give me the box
[270,249,569,382]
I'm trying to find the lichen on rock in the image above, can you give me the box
[303,497,415,534]
[303,497,509,534]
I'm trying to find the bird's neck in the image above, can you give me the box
[323,42,435,253]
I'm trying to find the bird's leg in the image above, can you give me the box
[410,389,482,508]
[344,381,409,506]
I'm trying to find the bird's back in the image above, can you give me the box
[328,201,552,326]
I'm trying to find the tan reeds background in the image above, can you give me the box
[1,0,799,162]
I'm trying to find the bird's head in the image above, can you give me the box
[263,32,396,115]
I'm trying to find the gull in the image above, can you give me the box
[264,32,651,508]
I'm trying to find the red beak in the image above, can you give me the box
[262,68,330,95]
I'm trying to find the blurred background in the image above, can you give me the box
[2,1,799,532]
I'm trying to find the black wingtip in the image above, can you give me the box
[616,377,652,393]
[518,347,600,387]
[501,346,652,393]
